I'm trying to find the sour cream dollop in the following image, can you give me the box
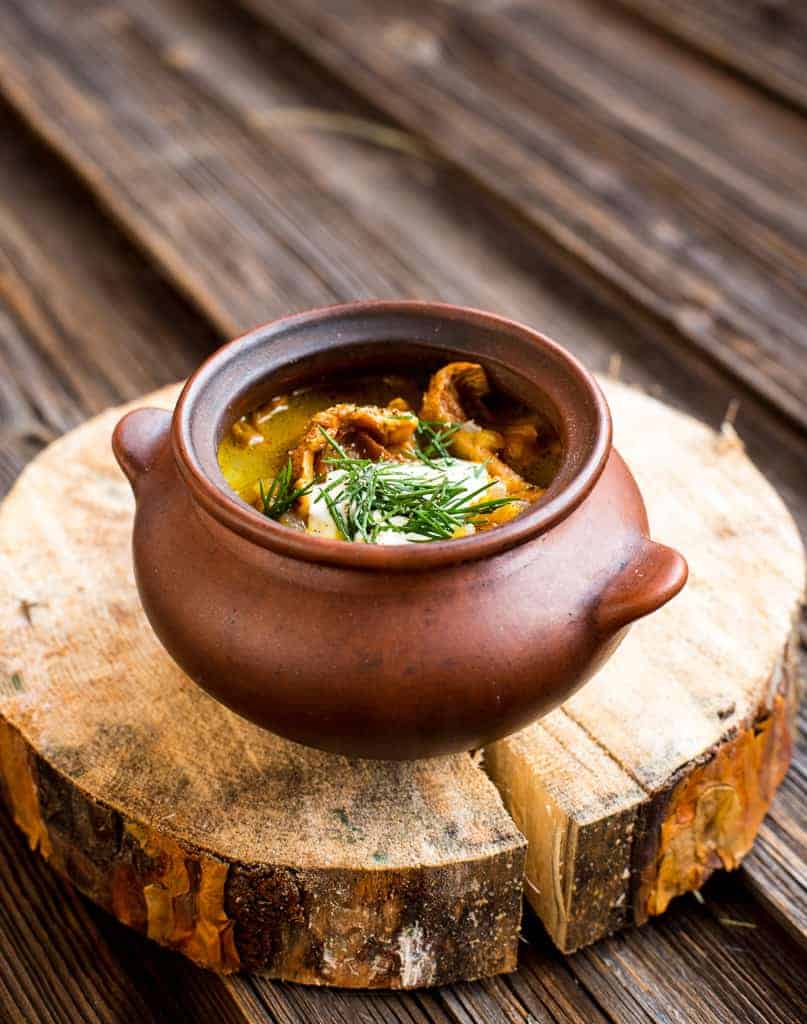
[305,457,497,544]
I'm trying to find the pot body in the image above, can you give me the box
[126,424,677,759]
[114,301,687,759]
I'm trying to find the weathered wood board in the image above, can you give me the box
[612,0,807,113]
[0,384,526,988]
[487,378,805,950]
[242,0,807,432]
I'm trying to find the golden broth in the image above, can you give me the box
[218,374,425,501]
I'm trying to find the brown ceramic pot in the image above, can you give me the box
[113,301,687,760]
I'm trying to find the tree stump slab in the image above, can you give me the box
[0,384,525,987]
[487,378,804,951]
[0,379,802,979]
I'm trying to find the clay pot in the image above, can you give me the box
[113,301,687,760]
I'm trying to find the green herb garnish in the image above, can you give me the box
[315,428,514,542]
[258,459,315,520]
[415,419,462,461]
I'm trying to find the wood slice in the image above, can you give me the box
[486,378,805,951]
[0,384,526,988]
[0,379,803,974]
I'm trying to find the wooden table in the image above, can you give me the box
[0,1,804,1021]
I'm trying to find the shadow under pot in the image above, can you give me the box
[113,301,687,760]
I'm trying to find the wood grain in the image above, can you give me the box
[239,0,807,431]
[612,0,807,112]
[0,102,218,447]
[565,870,807,1024]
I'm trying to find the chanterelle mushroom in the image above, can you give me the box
[420,361,491,423]
[290,404,418,489]
[420,362,544,503]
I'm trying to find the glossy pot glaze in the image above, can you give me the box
[113,301,687,760]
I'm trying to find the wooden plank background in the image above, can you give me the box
[611,0,807,112]
[243,0,807,431]
[0,1,804,1021]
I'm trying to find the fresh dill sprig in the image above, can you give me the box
[258,458,315,520]
[315,428,514,542]
[415,419,462,461]
[317,426,350,460]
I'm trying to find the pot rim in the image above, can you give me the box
[173,300,612,570]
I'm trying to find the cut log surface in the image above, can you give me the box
[0,383,526,988]
[0,377,803,981]
[487,377,805,950]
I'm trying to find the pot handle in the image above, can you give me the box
[594,539,688,637]
[112,407,172,490]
